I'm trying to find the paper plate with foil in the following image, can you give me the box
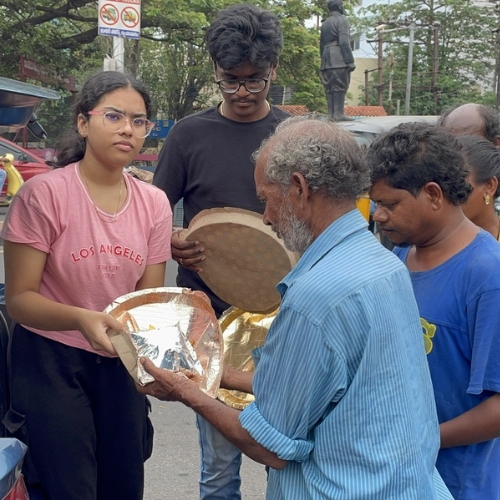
[104,287,223,397]
[217,307,277,410]
[179,207,299,314]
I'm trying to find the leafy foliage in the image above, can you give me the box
[352,0,498,115]
[7,0,497,131]
[0,0,328,135]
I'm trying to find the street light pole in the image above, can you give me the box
[495,4,500,109]
[377,30,384,106]
[432,22,440,114]
[488,0,500,109]
[365,69,369,105]
[404,22,415,115]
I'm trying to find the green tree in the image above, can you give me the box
[0,0,326,127]
[273,0,325,112]
[136,0,230,120]
[352,0,498,115]
[138,0,326,118]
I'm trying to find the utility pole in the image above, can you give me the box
[113,37,125,72]
[377,29,384,106]
[404,22,416,115]
[104,38,125,72]
[497,26,500,109]
[376,21,437,116]
[367,25,386,106]
[495,2,500,109]
[363,68,378,105]
[489,0,500,109]
[387,53,394,115]
[432,23,440,114]
[365,70,370,105]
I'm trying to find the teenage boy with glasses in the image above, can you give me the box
[153,4,289,499]
[215,67,273,95]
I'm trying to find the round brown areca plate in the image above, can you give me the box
[179,207,298,314]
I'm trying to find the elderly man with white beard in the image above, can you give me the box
[137,116,453,500]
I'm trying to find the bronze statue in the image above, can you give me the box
[320,0,355,121]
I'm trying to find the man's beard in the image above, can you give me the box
[276,198,314,254]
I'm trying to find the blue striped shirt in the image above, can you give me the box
[240,210,452,499]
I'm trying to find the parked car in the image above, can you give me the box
[337,115,439,146]
[0,137,51,197]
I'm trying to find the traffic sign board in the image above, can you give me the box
[121,7,140,28]
[98,0,141,40]
[100,4,119,25]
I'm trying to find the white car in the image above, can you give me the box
[337,115,439,146]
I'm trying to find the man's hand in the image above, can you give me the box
[136,357,199,402]
[440,393,500,448]
[137,359,286,469]
[172,231,206,272]
[348,63,356,72]
[221,364,254,394]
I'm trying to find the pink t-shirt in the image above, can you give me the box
[1,163,172,354]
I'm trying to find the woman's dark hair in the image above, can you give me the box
[205,3,283,71]
[458,135,500,197]
[367,122,472,205]
[49,71,152,168]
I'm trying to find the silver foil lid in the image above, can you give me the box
[104,287,223,397]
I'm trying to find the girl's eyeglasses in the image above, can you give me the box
[88,110,154,138]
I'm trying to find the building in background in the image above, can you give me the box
[348,0,380,106]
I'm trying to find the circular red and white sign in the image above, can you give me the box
[121,7,140,28]
[100,4,119,25]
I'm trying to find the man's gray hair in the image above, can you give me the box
[254,115,370,200]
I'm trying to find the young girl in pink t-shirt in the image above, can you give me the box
[1,71,172,500]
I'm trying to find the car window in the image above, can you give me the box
[351,132,378,146]
[340,116,438,147]
[0,139,41,163]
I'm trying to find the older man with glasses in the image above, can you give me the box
[153,3,289,499]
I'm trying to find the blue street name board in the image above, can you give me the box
[98,27,140,39]
[149,119,174,139]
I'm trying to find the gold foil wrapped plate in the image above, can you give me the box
[179,207,298,314]
[217,307,277,410]
[104,287,223,397]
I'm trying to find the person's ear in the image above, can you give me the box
[77,113,88,138]
[423,182,444,210]
[290,171,310,208]
[484,176,498,199]
[271,61,279,82]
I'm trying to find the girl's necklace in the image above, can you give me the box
[80,168,123,223]
[220,100,271,117]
